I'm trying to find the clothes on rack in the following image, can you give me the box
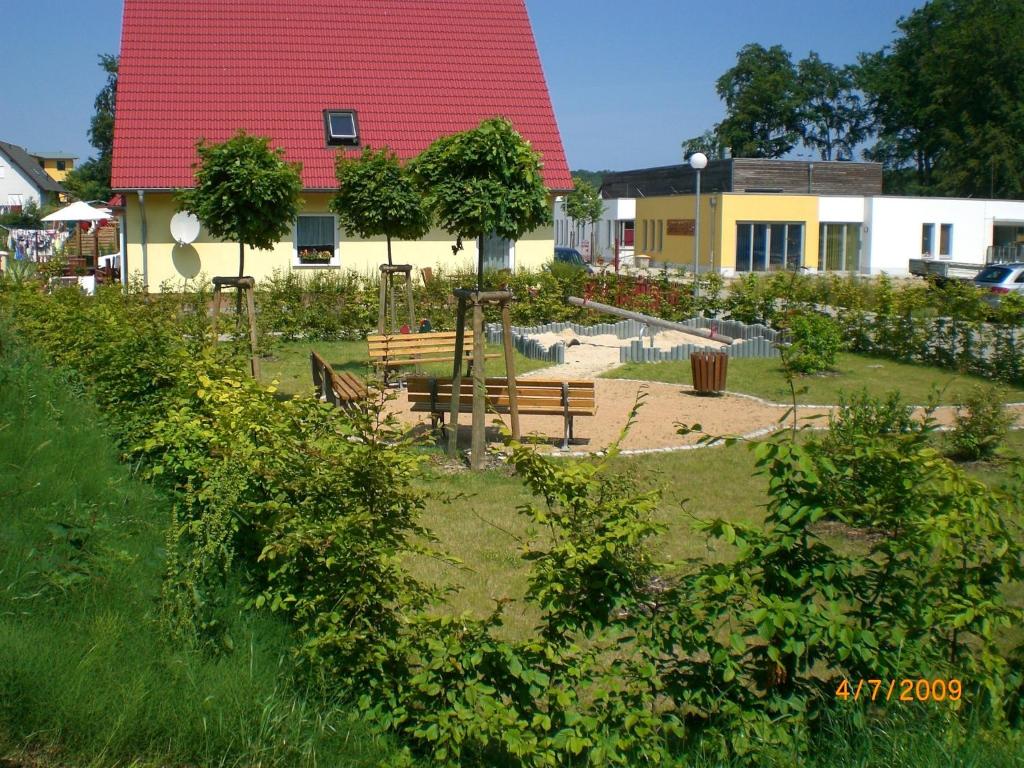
[6,228,70,261]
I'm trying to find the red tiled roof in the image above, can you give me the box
[112,0,571,191]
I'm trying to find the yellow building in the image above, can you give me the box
[30,152,76,183]
[635,193,821,273]
[124,192,556,289]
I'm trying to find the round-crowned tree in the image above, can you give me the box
[412,117,551,288]
[330,147,431,266]
[176,131,303,277]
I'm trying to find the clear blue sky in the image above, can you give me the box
[4,0,923,172]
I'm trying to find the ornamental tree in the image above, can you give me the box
[412,117,551,288]
[563,175,603,256]
[330,147,430,266]
[176,131,303,277]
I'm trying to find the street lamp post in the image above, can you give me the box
[688,152,708,297]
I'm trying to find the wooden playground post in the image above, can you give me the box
[211,275,260,378]
[377,264,416,334]
[446,294,468,458]
[446,288,520,468]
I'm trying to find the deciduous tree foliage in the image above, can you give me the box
[796,53,869,161]
[681,130,729,161]
[63,54,118,202]
[330,147,430,266]
[859,0,1024,197]
[715,44,803,158]
[176,131,303,277]
[412,117,551,284]
[563,175,603,251]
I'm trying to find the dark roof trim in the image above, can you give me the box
[0,140,66,194]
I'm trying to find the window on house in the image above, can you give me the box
[56,160,67,171]
[657,220,663,252]
[922,223,935,257]
[295,214,338,267]
[940,224,953,258]
[640,219,647,250]
[324,110,359,146]
[482,233,514,271]
[819,223,862,272]
[735,223,804,272]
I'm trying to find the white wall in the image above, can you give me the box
[818,196,867,223]
[0,152,43,209]
[865,197,1002,275]
[553,196,636,264]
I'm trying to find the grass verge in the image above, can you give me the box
[0,338,395,767]
[604,351,1024,405]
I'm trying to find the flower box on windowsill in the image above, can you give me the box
[298,248,333,265]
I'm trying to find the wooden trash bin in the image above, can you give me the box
[690,350,728,395]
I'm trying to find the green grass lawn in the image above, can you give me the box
[260,339,554,397]
[4,331,1023,767]
[605,351,1024,405]
[0,341,395,767]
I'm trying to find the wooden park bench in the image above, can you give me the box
[406,376,596,450]
[310,350,367,409]
[367,331,498,379]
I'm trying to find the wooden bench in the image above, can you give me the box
[406,376,596,450]
[310,350,367,409]
[367,331,498,377]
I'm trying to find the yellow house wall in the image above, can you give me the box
[633,195,722,272]
[635,193,821,273]
[39,159,73,182]
[719,194,820,271]
[122,193,555,290]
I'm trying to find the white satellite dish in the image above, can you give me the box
[170,211,201,245]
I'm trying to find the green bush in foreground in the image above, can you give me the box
[0,329,393,767]
[3,285,1023,766]
[782,310,844,374]
[949,385,1015,461]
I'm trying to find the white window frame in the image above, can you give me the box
[324,110,359,146]
[293,213,340,268]
[482,233,515,271]
[922,223,935,257]
[939,223,953,259]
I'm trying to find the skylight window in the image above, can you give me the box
[324,110,359,146]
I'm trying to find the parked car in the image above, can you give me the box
[552,246,594,273]
[973,263,1024,305]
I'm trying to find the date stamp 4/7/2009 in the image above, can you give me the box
[835,679,963,703]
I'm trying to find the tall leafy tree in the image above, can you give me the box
[715,44,802,158]
[330,147,430,266]
[859,0,1024,197]
[63,54,118,202]
[681,130,729,161]
[796,53,869,161]
[563,176,603,253]
[176,131,303,277]
[412,117,551,288]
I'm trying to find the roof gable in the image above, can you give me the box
[0,141,66,195]
[112,0,571,192]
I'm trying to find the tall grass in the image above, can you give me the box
[0,334,394,767]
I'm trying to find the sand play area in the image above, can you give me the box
[389,325,1024,456]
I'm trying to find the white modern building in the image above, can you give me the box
[554,196,636,266]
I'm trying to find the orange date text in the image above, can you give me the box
[835,678,962,703]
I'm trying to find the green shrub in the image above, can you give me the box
[782,311,844,374]
[949,385,1014,461]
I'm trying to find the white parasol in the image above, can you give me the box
[41,201,115,274]
[41,200,112,222]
